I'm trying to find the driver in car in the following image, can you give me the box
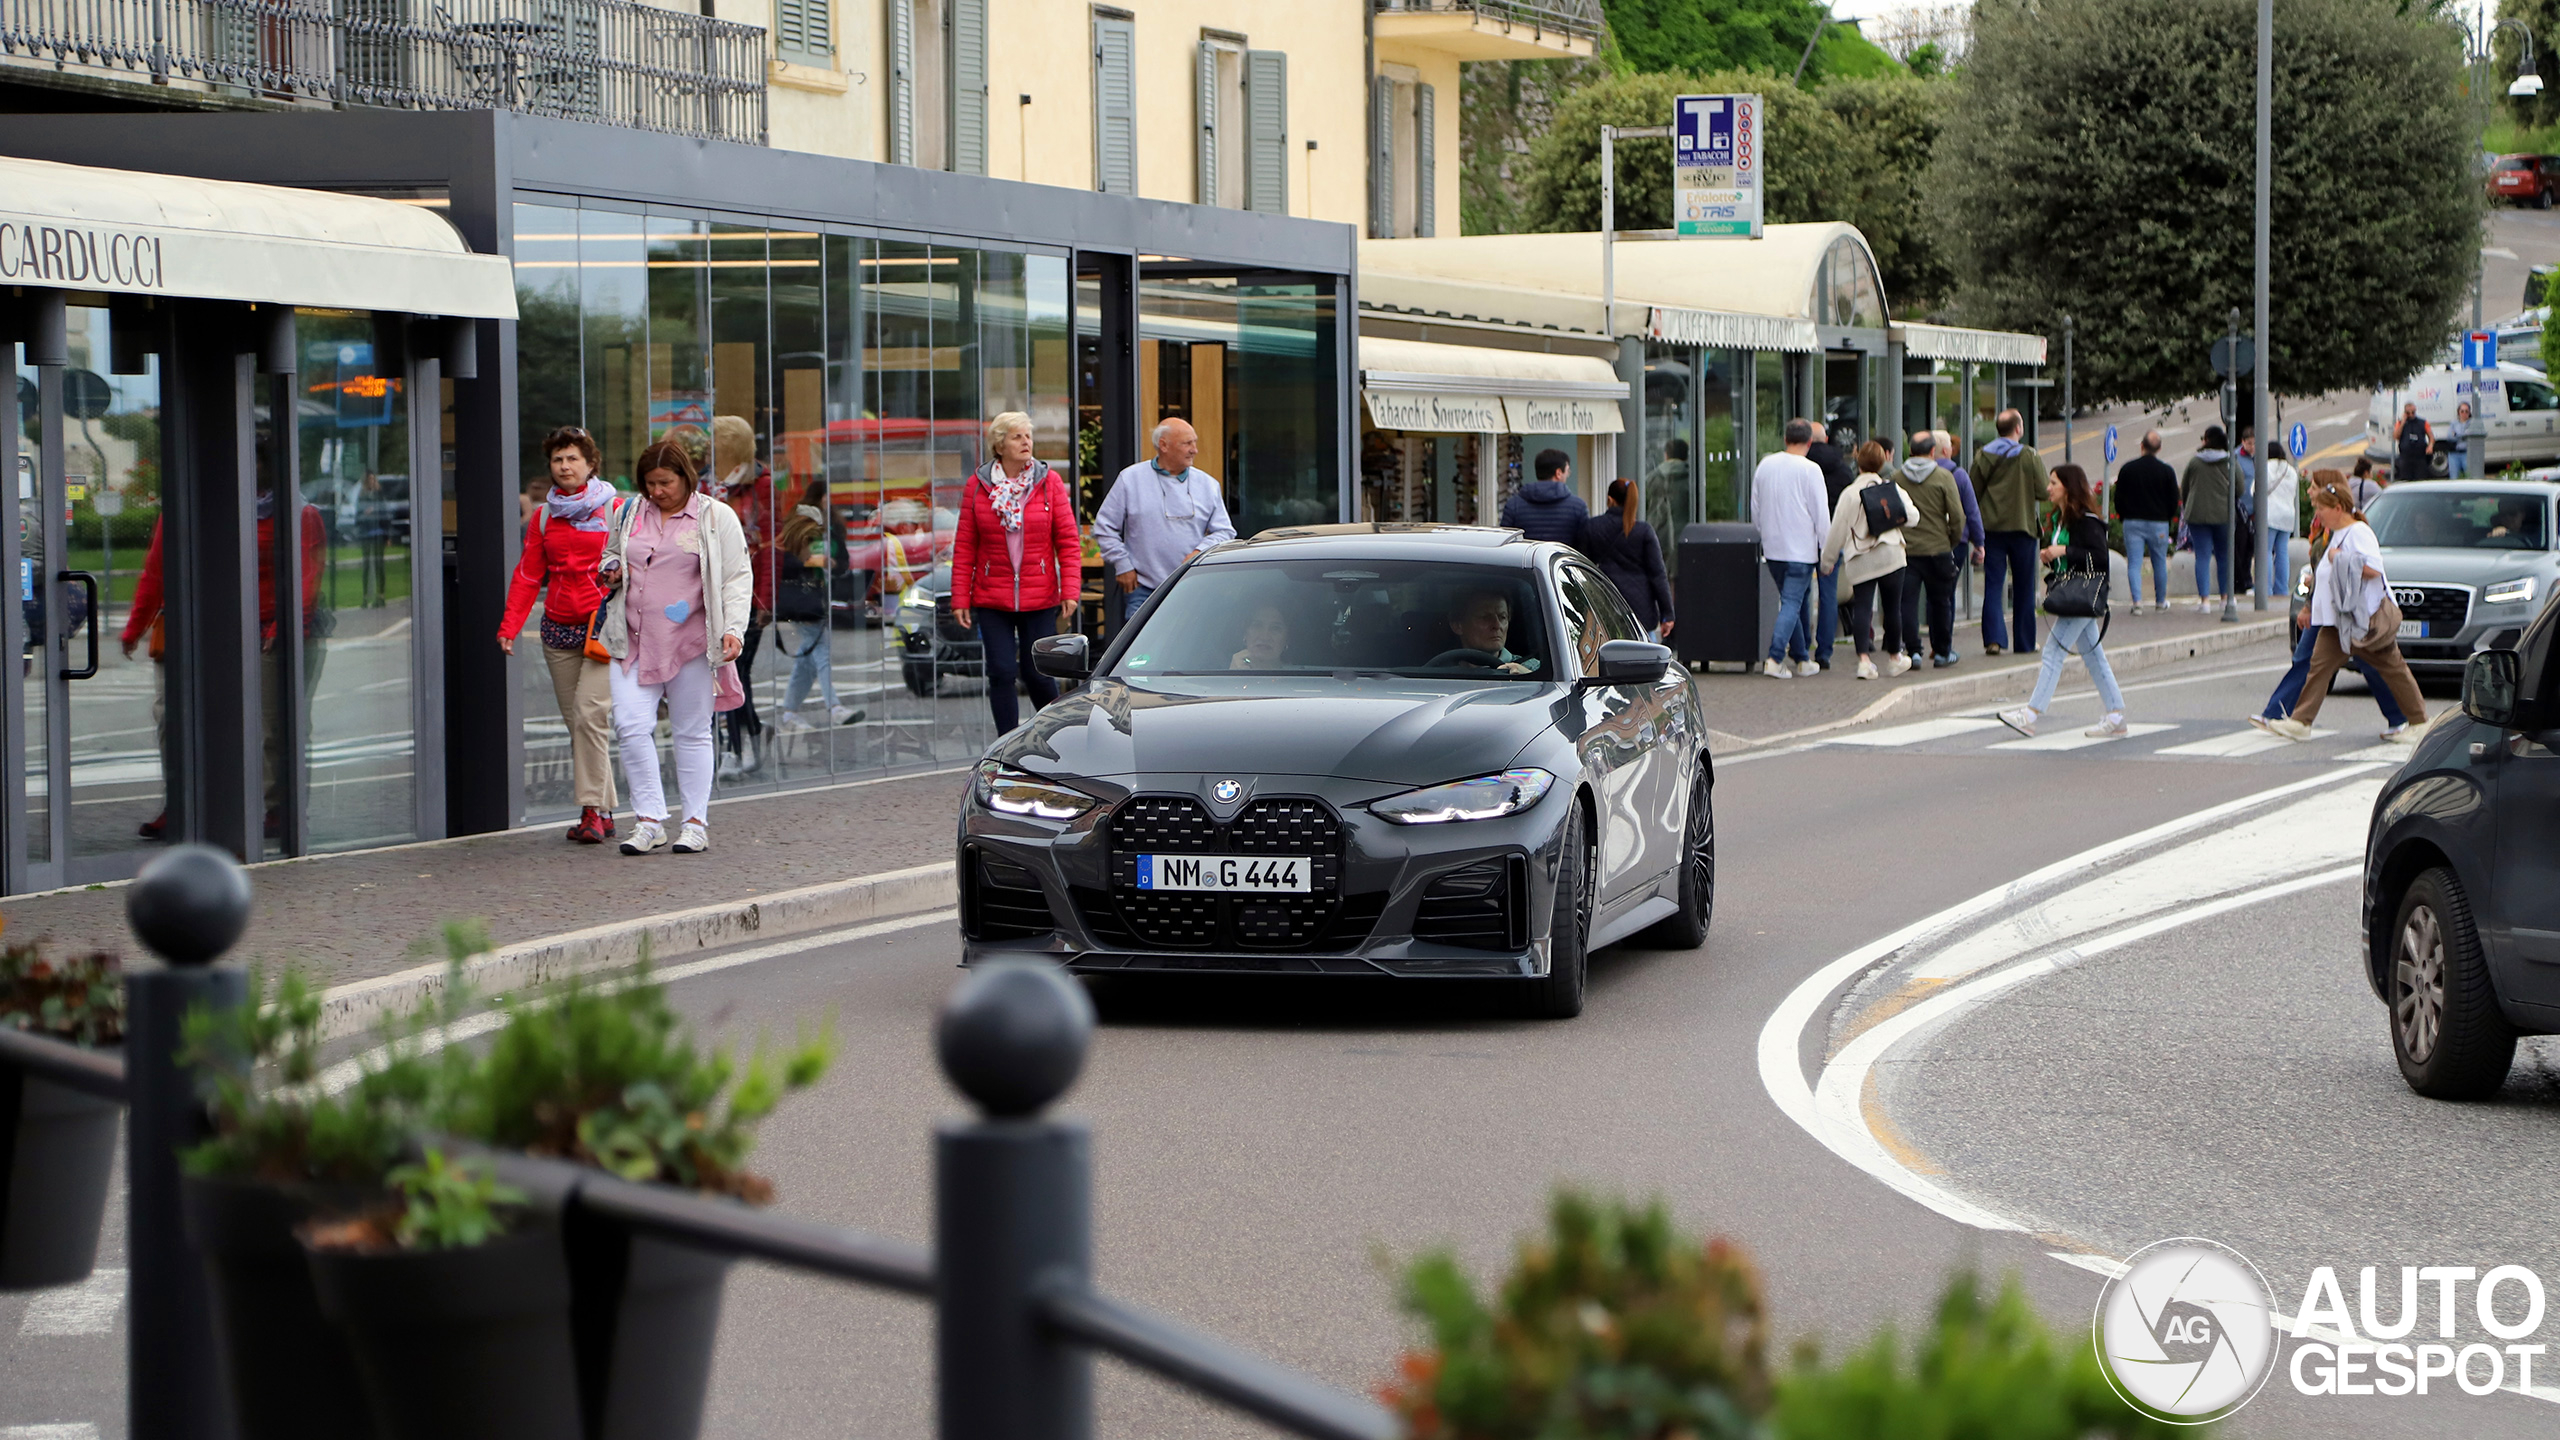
[1445,590,1539,674]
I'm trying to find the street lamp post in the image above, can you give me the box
[2061,314,2073,467]
[2225,307,2242,625]
[2469,15,2541,485]
[2252,0,2271,612]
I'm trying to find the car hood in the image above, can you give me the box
[991,675,1565,789]
[2374,546,2558,585]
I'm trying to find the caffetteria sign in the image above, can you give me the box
[0,222,166,289]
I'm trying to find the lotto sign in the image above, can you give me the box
[1674,94,1763,238]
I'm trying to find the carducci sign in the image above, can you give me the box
[0,221,165,289]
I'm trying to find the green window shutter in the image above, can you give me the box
[1093,15,1137,195]
[888,0,916,165]
[1197,41,1220,205]
[1412,81,1435,236]
[1369,75,1395,237]
[950,0,987,173]
[1245,49,1288,216]
[777,0,829,57]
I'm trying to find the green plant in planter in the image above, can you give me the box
[385,1149,526,1251]
[447,964,833,1204]
[0,937,125,1045]
[1770,1271,2200,1439]
[1380,1189,1772,1440]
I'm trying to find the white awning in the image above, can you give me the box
[1358,334,1626,434]
[0,155,517,319]
[1892,322,2047,366]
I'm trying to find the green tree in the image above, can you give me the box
[1513,69,1956,310]
[1599,0,1900,83]
[1934,0,2484,407]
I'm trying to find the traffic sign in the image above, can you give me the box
[2288,422,2308,461]
[2209,336,2255,377]
[2463,331,2497,369]
[2102,425,2119,464]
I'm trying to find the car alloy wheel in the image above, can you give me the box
[2388,866,2516,1100]
[1523,796,1592,1019]
[2394,903,2443,1063]
[1642,769,1713,951]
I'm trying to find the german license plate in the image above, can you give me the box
[2408,622,2431,638]
[1136,854,1310,893]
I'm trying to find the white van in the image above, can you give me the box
[2365,362,2560,475]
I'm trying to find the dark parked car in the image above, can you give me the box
[955,523,1714,1018]
[893,563,983,695]
[2363,597,2560,1098]
[2491,153,2558,208]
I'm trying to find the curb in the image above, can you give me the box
[317,860,959,1041]
[1726,617,2291,751]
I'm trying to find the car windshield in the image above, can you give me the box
[2368,490,2549,550]
[1109,557,1554,680]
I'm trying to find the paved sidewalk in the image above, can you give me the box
[0,767,972,990]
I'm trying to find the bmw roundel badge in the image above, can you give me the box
[1213,779,1243,803]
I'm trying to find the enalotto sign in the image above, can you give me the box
[0,220,166,289]
[1673,93,1762,239]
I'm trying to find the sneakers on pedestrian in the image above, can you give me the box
[775,710,814,734]
[1796,659,1823,678]
[2129,602,2147,616]
[1984,643,2005,656]
[1995,705,2038,737]
[737,735,760,774]
[567,806,609,845]
[1885,653,1913,677]
[716,750,742,781]
[2267,718,2315,741]
[672,819,709,854]
[1932,653,1960,669]
[829,704,865,726]
[1762,658,1794,680]
[620,819,668,855]
[2380,724,2416,744]
[1855,655,1879,680]
[2086,713,2130,739]
[2247,715,2275,734]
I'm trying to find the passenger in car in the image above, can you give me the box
[1231,603,1292,670]
[1445,590,1538,674]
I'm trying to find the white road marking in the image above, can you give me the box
[2156,727,2330,757]
[1985,722,2178,752]
[2485,246,2520,259]
[2317,411,2362,427]
[1823,716,2005,748]
[19,1270,124,1336]
[316,909,960,1093]
[4,1425,103,1439]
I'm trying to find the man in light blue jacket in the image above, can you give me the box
[1094,418,1237,612]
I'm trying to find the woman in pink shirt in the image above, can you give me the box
[597,440,752,856]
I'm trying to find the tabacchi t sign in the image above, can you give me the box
[1674,94,1762,239]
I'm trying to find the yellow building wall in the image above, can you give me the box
[1367,45,1461,240]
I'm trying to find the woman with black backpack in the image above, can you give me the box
[1817,440,1911,680]
[952,411,1083,736]
[1997,463,2127,739]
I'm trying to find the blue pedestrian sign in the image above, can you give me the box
[2463,330,2497,369]
[2288,422,2308,461]
[2102,425,2118,464]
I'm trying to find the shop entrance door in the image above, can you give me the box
[10,310,173,893]
[1823,351,1869,453]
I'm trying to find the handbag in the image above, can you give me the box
[713,659,747,712]
[2042,566,2109,618]
[1857,478,1910,535]
[2353,596,2404,653]
[582,607,611,663]
[774,556,828,623]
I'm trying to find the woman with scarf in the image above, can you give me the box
[500,426,623,845]
[951,412,1082,735]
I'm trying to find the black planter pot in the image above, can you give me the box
[306,1227,583,1440]
[572,1231,732,1440]
[0,1065,122,1290]
[181,1175,384,1440]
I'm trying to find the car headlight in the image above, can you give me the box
[2484,577,2538,606]
[974,761,1096,820]
[1368,768,1555,826]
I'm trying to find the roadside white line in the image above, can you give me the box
[315,909,959,1094]
[3,1425,103,1440]
[19,1269,125,1336]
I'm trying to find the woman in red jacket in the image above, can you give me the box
[500,426,622,844]
[952,412,1082,735]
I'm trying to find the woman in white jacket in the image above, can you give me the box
[598,439,753,856]
[2269,478,2426,741]
[1818,440,1912,680]
[2259,440,2301,602]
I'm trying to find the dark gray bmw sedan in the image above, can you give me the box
[954,524,1713,1018]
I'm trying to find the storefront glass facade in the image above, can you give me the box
[511,200,1084,819]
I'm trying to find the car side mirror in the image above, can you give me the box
[1587,639,1673,686]
[2463,648,2525,729]
[1031,632,1091,681]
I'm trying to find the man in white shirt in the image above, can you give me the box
[1094,418,1237,613]
[1750,418,1832,679]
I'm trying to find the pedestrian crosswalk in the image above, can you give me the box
[2155,728,2332,758]
[1810,713,2412,765]
[1985,723,2179,753]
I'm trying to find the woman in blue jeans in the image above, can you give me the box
[1997,465,2128,739]
[2251,479,2410,738]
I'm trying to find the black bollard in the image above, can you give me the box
[934,961,1096,1440]
[125,844,252,1440]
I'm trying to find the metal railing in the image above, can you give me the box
[0,845,1397,1440]
[1370,0,1604,46]
[0,0,766,145]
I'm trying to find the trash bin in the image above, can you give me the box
[1676,522,1774,668]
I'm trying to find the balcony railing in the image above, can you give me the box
[0,0,766,145]
[1371,0,1605,47]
